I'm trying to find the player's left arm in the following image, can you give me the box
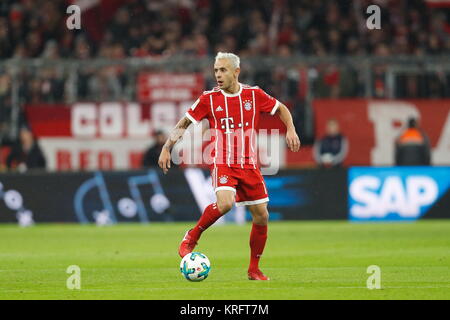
[275,103,301,152]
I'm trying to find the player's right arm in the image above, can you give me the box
[158,116,192,174]
[158,95,209,174]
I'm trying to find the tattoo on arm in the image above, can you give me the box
[163,116,192,151]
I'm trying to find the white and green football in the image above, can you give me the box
[180,252,211,281]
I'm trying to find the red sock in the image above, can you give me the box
[190,203,222,241]
[248,223,268,272]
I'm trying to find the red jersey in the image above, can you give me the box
[185,83,280,169]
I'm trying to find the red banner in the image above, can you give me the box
[313,99,450,166]
[23,99,450,171]
[25,102,286,171]
[137,73,205,102]
[26,103,286,139]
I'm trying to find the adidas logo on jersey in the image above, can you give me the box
[216,106,223,112]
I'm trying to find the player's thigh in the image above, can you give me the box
[247,202,269,225]
[235,169,268,206]
[215,189,235,214]
[212,166,237,214]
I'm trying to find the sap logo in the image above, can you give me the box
[350,176,438,219]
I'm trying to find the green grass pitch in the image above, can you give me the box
[0,220,449,300]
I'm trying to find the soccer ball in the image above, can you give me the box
[180,252,211,281]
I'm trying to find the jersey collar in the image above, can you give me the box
[220,83,242,97]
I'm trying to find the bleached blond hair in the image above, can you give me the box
[215,52,240,69]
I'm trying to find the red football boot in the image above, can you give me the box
[178,229,198,258]
[248,269,270,281]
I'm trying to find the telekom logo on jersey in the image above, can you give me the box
[220,117,250,134]
[220,117,234,134]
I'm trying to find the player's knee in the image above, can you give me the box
[262,211,269,222]
[217,200,233,214]
[256,213,269,225]
[251,208,269,225]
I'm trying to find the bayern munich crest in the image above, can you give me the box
[243,100,253,111]
[219,175,229,184]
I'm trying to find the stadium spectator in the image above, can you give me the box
[142,130,168,168]
[313,118,348,168]
[0,0,447,60]
[6,126,46,172]
[395,117,431,166]
[0,0,448,104]
[37,68,65,103]
[0,72,12,140]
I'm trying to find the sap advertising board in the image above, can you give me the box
[349,167,450,221]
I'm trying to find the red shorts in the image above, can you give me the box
[210,166,269,207]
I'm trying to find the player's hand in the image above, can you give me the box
[158,147,171,174]
[286,129,301,152]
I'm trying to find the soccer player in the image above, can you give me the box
[158,52,300,280]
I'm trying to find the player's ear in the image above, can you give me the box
[234,67,240,79]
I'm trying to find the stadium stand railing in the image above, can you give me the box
[0,55,449,142]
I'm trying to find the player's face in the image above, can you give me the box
[214,59,239,91]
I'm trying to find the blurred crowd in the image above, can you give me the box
[0,0,449,160]
[0,0,448,59]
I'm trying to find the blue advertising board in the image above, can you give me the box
[348,167,450,221]
[0,168,348,224]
